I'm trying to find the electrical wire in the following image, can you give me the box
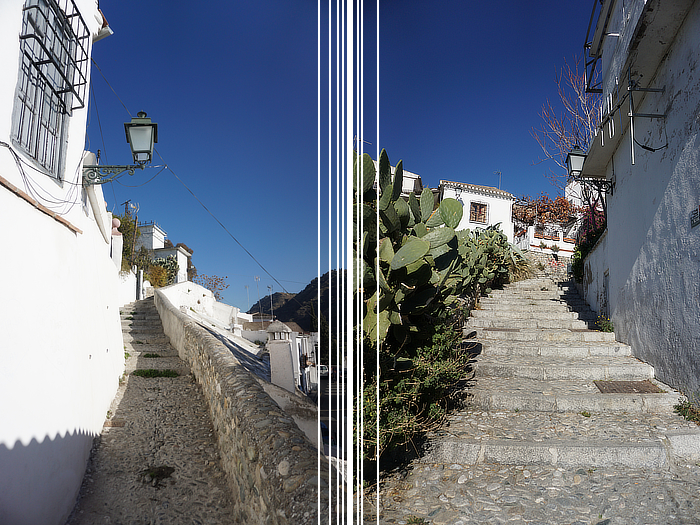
[157,148,293,296]
[89,58,304,303]
[114,165,167,187]
[90,58,132,118]
[0,141,83,214]
[89,81,110,164]
[634,125,669,152]
[87,78,118,210]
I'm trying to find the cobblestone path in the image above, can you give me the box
[65,296,236,525]
[365,277,700,525]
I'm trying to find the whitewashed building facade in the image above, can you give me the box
[579,0,700,395]
[0,2,124,524]
[439,180,515,243]
[136,221,191,283]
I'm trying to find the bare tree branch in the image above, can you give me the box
[531,58,601,189]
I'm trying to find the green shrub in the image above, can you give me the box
[571,222,606,282]
[151,255,178,285]
[146,265,168,288]
[355,149,528,463]
[675,399,700,424]
[132,369,179,378]
[595,314,614,332]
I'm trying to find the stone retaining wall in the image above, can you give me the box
[154,290,332,524]
[524,251,572,282]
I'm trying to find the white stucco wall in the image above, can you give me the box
[158,281,246,331]
[582,231,608,317]
[267,340,297,393]
[242,329,268,344]
[118,269,138,307]
[583,0,700,395]
[153,245,190,283]
[516,225,577,256]
[0,3,125,524]
[135,222,166,251]
[440,182,515,243]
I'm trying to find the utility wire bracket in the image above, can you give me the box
[628,67,666,164]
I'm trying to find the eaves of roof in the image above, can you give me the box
[440,180,514,200]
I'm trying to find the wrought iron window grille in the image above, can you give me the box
[11,0,89,179]
[20,0,90,114]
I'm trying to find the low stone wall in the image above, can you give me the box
[154,290,331,524]
[524,251,572,282]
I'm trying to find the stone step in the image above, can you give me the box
[420,410,700,468]
[122,324,164,334]
[478,301,591,313]
[468,328,617,343]
[479,296,589,307]
[123,332,169,344]
[468,377,679,414]
[120,313,159,322]
[502,280,559,288]
[477,302,591,314]
[479,341,632,358]
[475,355,654,381]
[124,342,173,353]
[423,437,668,469]
[121,319,161,327]
[121,311,160,319]
[487,289,580,299]
[471,309,593,321]
[467,317,592,330]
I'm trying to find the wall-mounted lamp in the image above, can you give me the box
[566,146,614,195]
[565,146,587,179]
[83,111,158,185]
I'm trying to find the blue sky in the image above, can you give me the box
[90,1,591,310]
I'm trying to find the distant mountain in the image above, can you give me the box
[247,270,344,332]
[248,291,295,319]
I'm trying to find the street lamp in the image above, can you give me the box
[125,111,158,164]
[83,111,158,185]
[565,146,587,179]
[566,145,614,195]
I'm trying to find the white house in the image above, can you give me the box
[136,221,191,283]
[513,223,578,256]
[264,321,319,396]
[372,160,424,198]
[0,2,124,525]
[579,0,700,395]
[439,180,515,243]
[512,182,583,257]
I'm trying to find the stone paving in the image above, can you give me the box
[65,297,237,525]
[363,277,700,525]
[365,460,700,524]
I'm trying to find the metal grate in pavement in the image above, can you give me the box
[594,380,664,394]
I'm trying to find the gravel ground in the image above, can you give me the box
[65,301,237,525]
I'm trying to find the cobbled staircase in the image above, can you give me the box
[422,277,700,469]
[122,297,172,349]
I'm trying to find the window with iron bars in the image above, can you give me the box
[470,201,488,224]
[11,0,89,180]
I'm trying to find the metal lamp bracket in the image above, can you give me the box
[580,176,615,197]
[628,67,666,165]
[82,164,144,186]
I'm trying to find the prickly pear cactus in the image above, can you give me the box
[355,149,524,350]
[355,149,528,459]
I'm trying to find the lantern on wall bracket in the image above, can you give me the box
[566,146,614,195]
[83,111,158,186]
[565,146,587,179]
